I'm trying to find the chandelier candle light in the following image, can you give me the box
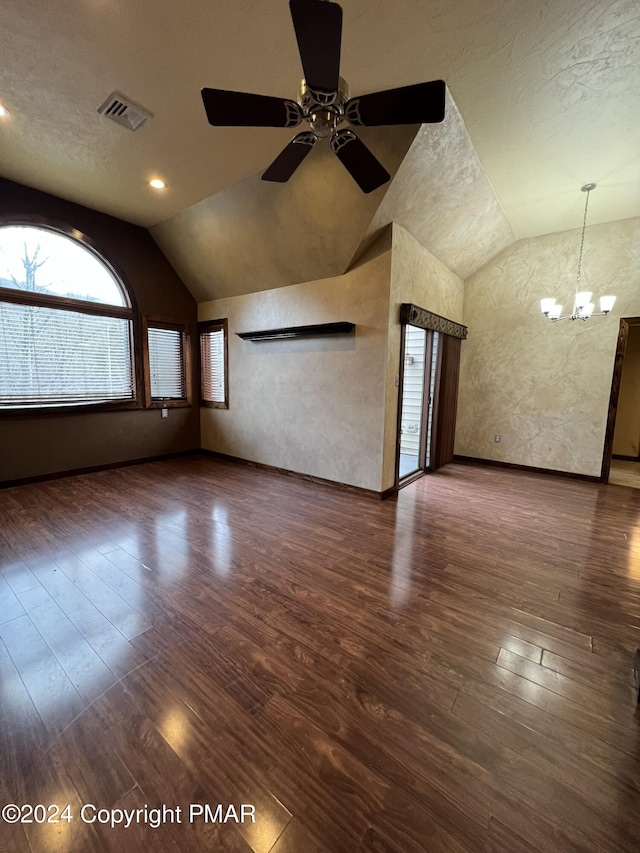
[540,183,616,322]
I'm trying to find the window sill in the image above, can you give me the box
[201,400,228,410]
[147,400,192,409]
[0,399,143,419]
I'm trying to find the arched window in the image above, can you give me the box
[0,222,136,409]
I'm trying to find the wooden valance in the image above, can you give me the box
[399,303,467,340]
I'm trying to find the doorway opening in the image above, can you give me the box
[601,317,640,486]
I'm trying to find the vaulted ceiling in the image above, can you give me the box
[151,93,515,298]
[2,0,639,299]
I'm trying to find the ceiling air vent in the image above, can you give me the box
[97,93,152,132]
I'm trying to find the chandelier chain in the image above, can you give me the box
[575,187,591,293]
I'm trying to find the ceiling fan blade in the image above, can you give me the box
[262,132,318,182]
[201,88,302,127]
[345,80,446,126]
[330,130,390,194]
[289,0,342,94]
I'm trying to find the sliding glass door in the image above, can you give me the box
[397,325,441,480]
[398,324,427,478]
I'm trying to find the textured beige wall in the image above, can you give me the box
[390,223,465,324]
[613,326,640,458]
[199,250,392,492]
[381,224,465,490]
[456,217,640,477]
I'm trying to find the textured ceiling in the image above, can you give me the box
[151,125,419,300]
[0,0,640,299]
[354,91,515,279]
[152,88,517,301]
[1,0,639,242]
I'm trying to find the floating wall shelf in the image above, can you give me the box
[236,322,355,341]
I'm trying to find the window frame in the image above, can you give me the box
[0,215,142,417]
[199,318,228,409]
[141,315,192,409]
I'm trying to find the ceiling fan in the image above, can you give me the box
[201,0,446,193]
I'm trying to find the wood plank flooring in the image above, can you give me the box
[609,460,640,489]
[1,456,639,852]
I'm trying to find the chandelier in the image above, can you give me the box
[540,183,616,322]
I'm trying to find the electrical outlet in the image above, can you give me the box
[494,434,501,443]
[161,407,168,419]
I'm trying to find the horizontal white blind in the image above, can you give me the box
[200,328,225,403]
[0,301,134,406]
[148,326,186,400]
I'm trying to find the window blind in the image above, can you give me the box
[148,326,186,400]
[0,301,134,406]
[200,327,226,404]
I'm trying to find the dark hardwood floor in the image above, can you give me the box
[1,456,639,852]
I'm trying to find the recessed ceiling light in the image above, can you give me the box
[149,178,166,190]
[0,104,9,117]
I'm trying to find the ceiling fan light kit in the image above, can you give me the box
[540,183,616,323]
[201,0,446,193]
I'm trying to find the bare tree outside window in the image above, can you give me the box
[6,242,48,292]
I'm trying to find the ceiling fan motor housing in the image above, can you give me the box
[298,77,349,137]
